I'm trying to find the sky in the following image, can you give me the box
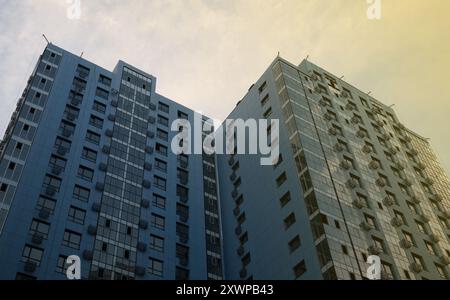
[0,0,449,175]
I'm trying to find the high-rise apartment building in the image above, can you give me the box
[1,45,449,280]
[0,44,224,280]
[217,57,450,280]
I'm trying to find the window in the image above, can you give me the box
[148,258,163,277]
[176,203,189,219]
[416,221,427,234]
[279,191,291,207]
[151,214,165,230]
[412,254,425,270]
[153,176,166,191]
[98,75,112,86]
[73,185,90,202]
[158,102,169,113]
[7,162,15,171]
[364,214,377,229]
[30,219,50,239]
[391,167,403,179]
[89,115,104,129]
[377,202,383,210]
[68,206,86,225]
[154,158,167,172]
[394,210,406,225]
[157,115,169,127]
[176,223,189,240]
[150,235,164,252]
[155,143,167,156]
[288,235,301,253]
[0,183,7,192]
[335,220,341,229]
[385,191,397,205]
[54,138,71,154]
[92,101,106,114]
[62,230,81,249]
[343,156,354,169]
[177,185,189,201]
[36,196,56,213]
[16,142,23,150]
[406,201,419,214]
[178,154,189,168]
[82,147,97,162]
[59,121,75,135]
[372,237,385,253]
[86,130,101,145]
[43,175,61,192]
[342,245,349,255]
[360,97,369,108]
[22,245,43,266]
[177,111,188,120]
[177,168,188,184]
[258,81,267,93]
[260,94,269,106]
[56,255,68,274]
[378,173,390,187]
[152,194,166,209]
[381,261,394,279]
[95,87,109,100]
[263,107,272,118]
[284,213,296,230]
[293,260,306,278]
[48,155,66,173]
[276,172,287,187]
[156,128,168,141]
[435,264,447,279]
[77,165,94,182]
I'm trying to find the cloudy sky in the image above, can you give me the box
[0,0,449,175]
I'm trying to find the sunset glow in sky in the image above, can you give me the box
[0,0,449,174]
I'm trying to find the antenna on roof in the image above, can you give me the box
[305,55,309,61]
[277,51,280,57]
[367,91,372,95]
[42,34,50,44]
[80,52,84,58]
[339,75,344,79]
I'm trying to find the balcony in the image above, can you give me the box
[400,239,413,249]
[360,221,374,231]
[24,261,37,273]
[368,245,381,255]
[410,262,423,274]
[56,146,68,156]
[179,234,189,244]
[353,199,365,209]
[31,233,44,245]
[391,216,404,227]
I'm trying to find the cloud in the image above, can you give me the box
[0,0,449,175]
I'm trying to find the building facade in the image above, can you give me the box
[217,57,450,280]
[1,45,449,280]
[0,44,224,280]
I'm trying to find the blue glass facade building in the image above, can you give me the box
[0,44,223,280]
[217,57,450,280]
